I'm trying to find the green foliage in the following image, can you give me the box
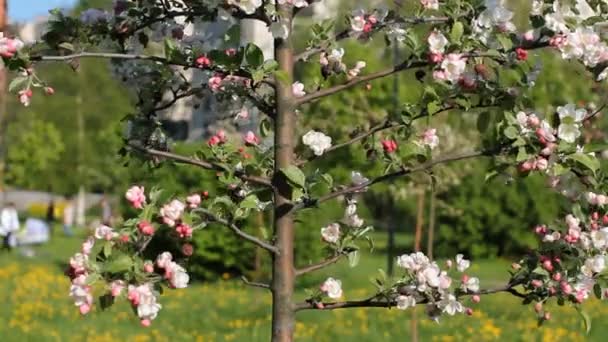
[435,169,564,258]
[5,119,65,189]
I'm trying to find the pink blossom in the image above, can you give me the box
[244,131,260,146]
[471,295,480,303]
[176,223,193,238]
[225,48,237,56]
[421,128,439,150]
[0,34,24,58]
[428,53,444,64]
[18,89,32,107]
[141,319,151,327]
[560,281,573,295]
[420,0,439,10]
[138,221,155,236]
[45,87,55,96]
[195,55,212,68]
[110,280,125,297]
[81,237,95,255]
[531,279,543,288]
[79,303,91,315]
[186,194,201,208]
[208,75,223,92]
[144,262,154,273]
[125,186,146,209]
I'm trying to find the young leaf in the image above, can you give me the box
[280,166,306,188]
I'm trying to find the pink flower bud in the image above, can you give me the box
[534,302,543,313]
[543,312,551,321]
[592,212,600,220]
[141,319,151,327]
[548,286,557,295]
[527,114,540,127]
[182,243,194,256]
[552,273,561,282]
[79,303,91,315]
[603,215,608,225]
[531,279,543,288]
[138,221,155,236]
[195,55,212,68]
[315,302,325,309]
[44,87,55,96]
[144,263,154,273]
[520,161,534,172]
[461,274,470,283]
[515,48,528,61]
[428,52,444,64]
[511,263,521,270]
[523,30,535,41]
[120,235,129,243]
[465,307,474,316]
[542,259,553,272]
[472,295,481,303]
[535,158,548,171]
[381,140,398,153]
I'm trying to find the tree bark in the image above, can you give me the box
[271,6,296,342]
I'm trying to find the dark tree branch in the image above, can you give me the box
[195,208,279,254]
[295,283,524,311]
[127,142,273,188]
[295,253,345,276]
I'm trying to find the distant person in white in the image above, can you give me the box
[0,203,20,250]
[63,197,75,236]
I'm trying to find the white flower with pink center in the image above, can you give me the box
[439,54,467,83]
[156,252,173,269]
[428,30,448,54]
[396,295,417,310]
[421,128,439,150]
[321,223,341,244]
[292,82,306,98]
[320,277,343,299]
[186,194,201,208]
[125,185,146,209]
[94,225,118,240]
[160,199,185,227]
[69,253,89,274]
[110,280,126,297]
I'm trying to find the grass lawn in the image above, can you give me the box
[0,228,601,341]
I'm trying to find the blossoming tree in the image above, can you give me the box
[3,0,608,340]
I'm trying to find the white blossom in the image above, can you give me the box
[292,82,306,98]
[439,294,464,315]
[428,30,448,54]
[440,54,467,83]
[321,223,341,244]
[396,295,417,310]
[320,277,343,299]
[227,0,263,14]
[455,254,470,272]
[302,130,332,156]
[461,277,480,293]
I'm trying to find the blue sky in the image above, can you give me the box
[10,0,77,22]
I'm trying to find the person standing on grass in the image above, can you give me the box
[0,203,20,250]
[46,199,56,236]
[62,197,75,236]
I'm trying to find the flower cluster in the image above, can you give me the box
[302,130,332,156]
[392,252,480,320]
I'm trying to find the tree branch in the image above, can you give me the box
[31,52,252,78]
[127,142,273,188]
[294,149,496,212]
[295,103,498,167]
[294,17,450,62]
[295,253,345,276]
[295,283,523,311]
[241,276,271,290]
[295,42,551,106]
[195,208,279,254]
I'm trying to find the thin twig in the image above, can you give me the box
[295,253,345,276]
[195,208,279,254]
[241,276,271,290]
[127,142,273,188]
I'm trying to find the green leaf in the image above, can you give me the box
[104,254,132,273]
[516,147,529,162]
[594,283,602,299]
[576,307,592,334]
[103,241,112,257]
[244,43,264,68]
[280,166,306,188]
[450,22,464,42]
[260,117,272,137]
[8,76,28,92]
[274,70,291,85]
[240,195,260,210]
[497,35,513,50]
[568,153,600,173]
[320,173,333,187]
[504,126,519,139]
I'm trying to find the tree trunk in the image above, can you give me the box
[271,6,296,342]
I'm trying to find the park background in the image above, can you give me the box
[1,0,608,341]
